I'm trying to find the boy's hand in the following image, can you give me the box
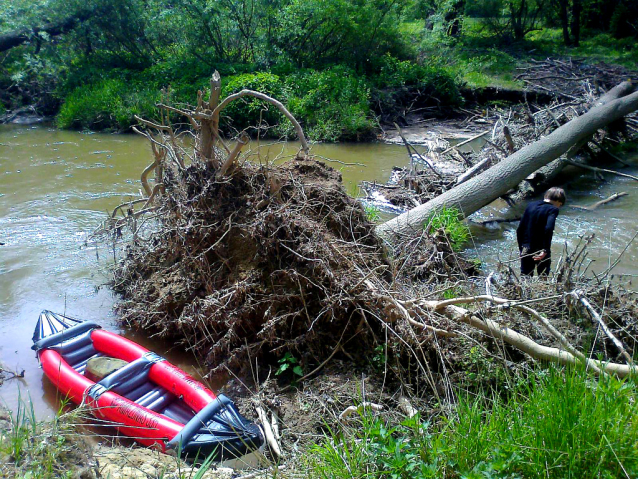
[533,250,547,261]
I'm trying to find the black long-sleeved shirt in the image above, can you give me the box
[516,200,559,255]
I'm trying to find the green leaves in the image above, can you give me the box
[57,78,160,131]
[308,367,638,478]
[427,206,470,251]
[276,352,304,378]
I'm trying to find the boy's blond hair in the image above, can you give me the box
[544,187,566,205]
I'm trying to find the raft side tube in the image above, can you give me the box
[90,329,150,362]
[149,360,216,411]
[39,349,95,404]
[90,390,184,448]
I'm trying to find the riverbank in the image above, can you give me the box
[89,77,638,478]
[2,137,638,478]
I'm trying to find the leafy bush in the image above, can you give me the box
[284,67,376,141]
[610,2,638,39]
[427,206,470,251]
[364,204,382,222]
[374,54,463,106]
[57,79,160,131]
[220,72,286,133]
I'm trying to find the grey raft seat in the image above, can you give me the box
[87,354,196,424]
[51,329,104,374]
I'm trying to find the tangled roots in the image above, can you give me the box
[114,158,392,377]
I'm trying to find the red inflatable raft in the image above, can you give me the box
[32,310,263,461]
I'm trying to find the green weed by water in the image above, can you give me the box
[0,393,91,478]
[3,390,37,465]
[276,352,303,379]
[307,366,638,478]
[57,78,160,131]
[364,204,382,223]
[427,206,470,251]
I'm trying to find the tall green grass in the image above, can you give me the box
[2,390,37,465]
[0,393,92,478]
[308,367,638,478]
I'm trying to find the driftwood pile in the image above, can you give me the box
[369,59,638,228]
[101,73,472,383]
[101,71,638,399]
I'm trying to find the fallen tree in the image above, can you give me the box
[0,10,92,53]
[376,81,638,240]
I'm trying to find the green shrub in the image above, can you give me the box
[364,204,382,222]
[220,72,286,133]
[427,206,470,251]
[284,67,376,141]
[57,79,160,131]
[374,54,462,106]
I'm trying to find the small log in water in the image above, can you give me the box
[571,192,628,211]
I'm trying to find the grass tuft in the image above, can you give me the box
[0,393,93,478]
[427,206,470,251]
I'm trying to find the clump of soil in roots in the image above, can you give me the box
[113,158,393,378]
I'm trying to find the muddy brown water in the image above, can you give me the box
[0,123,637,418]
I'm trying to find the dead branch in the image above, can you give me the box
[441,131,488,155]
[503,126,515,153]
[218,133,249,177]
[571,192,628,211]
[571,291,634,365]
[397,395,418,418]
[254,404,282,458]
[406,294,602,374]
[421,301,635,377]
[564,160,638,182]
[339,402,383,421]
[394,123,444,179]
[211,89,310,158]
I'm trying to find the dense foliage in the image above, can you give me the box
[0,0,635,140]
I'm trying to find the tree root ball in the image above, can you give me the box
[113,158,392,379]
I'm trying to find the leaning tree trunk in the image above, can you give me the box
[376,81,638,240]
[0,11,91,53]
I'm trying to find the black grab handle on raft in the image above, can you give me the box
[167,395,234,450]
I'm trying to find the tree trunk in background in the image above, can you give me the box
[571,0,582,47]
[445,0,465,37]
[510,0,525,39]
[0,11,91,53]
[376,82,638,241]
[557,0,571,45]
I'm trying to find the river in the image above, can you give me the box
[0,123,636,418]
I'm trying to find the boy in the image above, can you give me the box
[516,187,566,276]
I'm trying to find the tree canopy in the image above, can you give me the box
[0,0,635,138]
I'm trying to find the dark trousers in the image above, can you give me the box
[520,249,551,276]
